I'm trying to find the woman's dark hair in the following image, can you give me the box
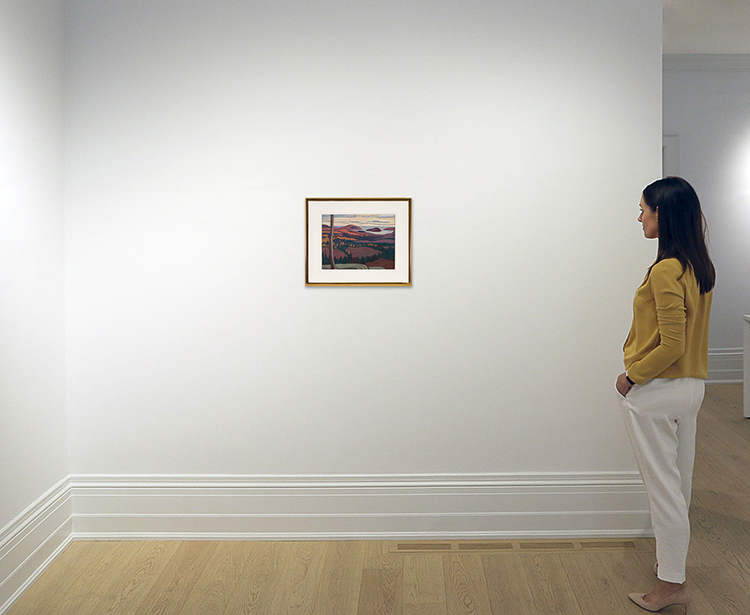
[642,176,715,294]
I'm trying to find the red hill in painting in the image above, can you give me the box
[348,246,380,259]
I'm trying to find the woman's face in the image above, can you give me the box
[638,196,659,239]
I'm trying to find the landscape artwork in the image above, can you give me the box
[322,214,395,270]
[305,197,411,286]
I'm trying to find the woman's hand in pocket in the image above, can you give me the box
[616,372,633,397]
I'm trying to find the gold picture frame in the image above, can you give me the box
[306,198,412,286]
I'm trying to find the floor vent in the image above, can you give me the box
[391,538,653,554]
[580,540,638,550]
[458,542,514,551]
[519,542,576,550]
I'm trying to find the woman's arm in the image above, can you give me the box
[626,260,687,383]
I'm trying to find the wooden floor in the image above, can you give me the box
[7,384,749,615]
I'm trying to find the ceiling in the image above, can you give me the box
[664,0,750,54]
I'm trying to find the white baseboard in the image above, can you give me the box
[0,478,73,615]
[69,473,651,541]
[663,54,750,71]
[708,348,743,384]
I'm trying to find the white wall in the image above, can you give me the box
[664,56,750,381]
[0,0,68,532]
[63,0,661,533]
[0,0,70,608]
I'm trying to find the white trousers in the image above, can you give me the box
[621,377,705,584]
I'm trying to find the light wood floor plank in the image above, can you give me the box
[592,551,658,608]
[519,553,583,615]
[688,503,727,569]
[403,553,445,612]
[702,384,745,436]
[135,540,219,615]
[47,541,146,615]
[693,441,750,500]
[314,541,365,615]
[402,605,446,615]
[364,541,402,571]
[682,568,722,615]
[442,554,492,615]
[558,552,633,614]
[178,541,254,615]
[482,552,535,614]
[267,541,327,615]
[689,565,750,615]
[223,541,284,615]
[690,491,750,578]
[357,568,403,615]
[696,412,750,484]
[80,541,180,615]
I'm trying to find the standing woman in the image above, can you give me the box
[616,177,715,614]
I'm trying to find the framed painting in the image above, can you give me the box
[306,197,412,286]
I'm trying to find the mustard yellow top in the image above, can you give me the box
[623,258,712,384]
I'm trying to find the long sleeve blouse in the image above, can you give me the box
[623,258,712,384]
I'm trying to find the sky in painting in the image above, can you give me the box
[323,214,394,229]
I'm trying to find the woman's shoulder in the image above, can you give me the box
[649,258,701,296]
[648,258,688,286]
[651,258,684,276]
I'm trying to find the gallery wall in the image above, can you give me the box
[663,56,750,382]
[0,1,71,608]
[0,0,68,533]
[62,0,662,536]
